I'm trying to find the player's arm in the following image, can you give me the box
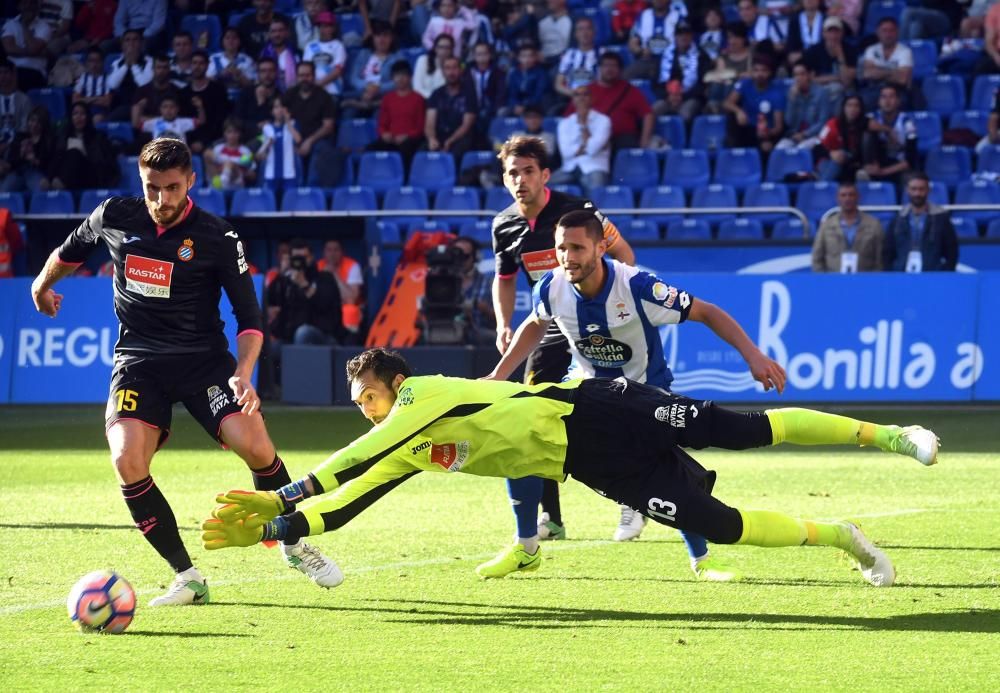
[594,210,634,265]
[32,201,107,316]
[487,271,555,380]
[218,227,266,414]
[491,272,517,353]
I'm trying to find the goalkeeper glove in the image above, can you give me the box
[213,489,286,522]
[202,515,266,550]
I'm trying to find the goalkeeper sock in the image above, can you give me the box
[540,478,563,526]
[121,476,192,573]
[736,509,851,550]
[507,476,543,540]
[765,408,884,448]
[679,531,709,560]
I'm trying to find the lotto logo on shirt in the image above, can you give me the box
[521,249,558,281]
[124,255,174,298]
[430,441,470,472]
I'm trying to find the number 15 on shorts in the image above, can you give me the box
[115,389,138,412]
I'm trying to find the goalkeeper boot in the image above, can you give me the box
[692,555,743,582]
[149,568,210,606]
[613,505,648,541]
[880,425,939,466]
[840,522,895,587]
[475,543,541,579]
[537,512,567,541]
[282,541,344,588]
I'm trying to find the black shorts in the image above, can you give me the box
[562,378,745,544]
[523,333,572,385]
[105,352,245,449]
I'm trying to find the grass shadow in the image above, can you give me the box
[125,630,252,638]
[0,522,200,531]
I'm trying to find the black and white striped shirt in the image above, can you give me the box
[74,72,110,98]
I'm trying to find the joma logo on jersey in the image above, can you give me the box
[410,440,431,455]
[430,441,470,472]
[124,255,173,298]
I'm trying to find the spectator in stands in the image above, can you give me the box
[304,12,347,97]
[342,21,401,117]
[654,20,710,124]
[295,0,326,52]
[284,60,340,186]
[736,0,784,60]
[539,0,572,67]
[0,105,54,192]
[184,51,229,155]
[860,17,913,110]
[422,0,470,56]
[785,0,824,67]
[884,172,958,272]
[267,238,345,355]
[72,48,112,124]
[861,85,916,187]
[234,56,280,136]
[414,33,454,98]
[368,59,425,168]
[106,30,154,121]
[551,83,611,195]
[209,28,257,91]
[555,16,600,102]
[775,61,829,152]
[113,0,167,54]
[425,55,477,166]
[816,93,867,182]
[318,239,365,339]
[612,0,647,45]
[134,94,205,144]
[256,95,302,193]
[261,17,299,91]
[205,117,257,190]
[804,16,856,109]
[170,31,196,86]
[464,41,506,149]
[509,103,556,157]
[499,2,540,56]
[977,1,1000,75]
[0,59,32,151]
[451,235,494,344]
[626,0,687,81]
[38,0,72,58]
[899,0,960,42]
[825,0,862,36]
[68,0,117,54]
[979,88,1000,154]
[505,42,549,116]
[698,6,725,61]
[704,22,752,113]
[458,0,491,53]
[811,181,883,272]
[131,55,189,126]
[239,0,292,59]
[360,0,403,38]
[49,101,119,190]
[2,0,52,91]
[723,54,785,154]
[581,51,652,151]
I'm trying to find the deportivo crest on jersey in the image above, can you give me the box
[398,387,414,406]
[430,441,470,471]
[124,255,173,298]
[177,238,194,261]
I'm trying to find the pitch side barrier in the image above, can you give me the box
[0,273,996,404]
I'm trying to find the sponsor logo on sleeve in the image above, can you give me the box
[652,282,678,307]
[235,239,249,274]
[429,441,470,472]
[207,384,231,417]
[397,387,414,406]
[124,255,174,298]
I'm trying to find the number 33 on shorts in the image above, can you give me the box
[647,497,677,522]
[114,389,139,412]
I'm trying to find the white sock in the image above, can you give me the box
[178,566,203,582]
[690,551,709,568]
[281,540,303,555]
[520,535,539,554]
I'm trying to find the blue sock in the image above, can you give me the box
[680,531,709,561]
[506,476,542,539]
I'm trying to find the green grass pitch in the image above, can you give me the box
[1,405,997,691]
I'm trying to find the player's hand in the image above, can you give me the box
[748,352,787,394]
[31,287,63,317]
[495,326,513,354]
[201,514,266,549]
[228,375,261,415]
[213,489,285,522]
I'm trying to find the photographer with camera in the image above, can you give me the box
[420,236,494,345]
[453,236,495,344]
[266,239,344,360]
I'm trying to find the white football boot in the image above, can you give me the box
[282,541,344,588]
[842,522,895,587]
[885,425,940,466]
[613,505,648,541]
[149,568,210,606]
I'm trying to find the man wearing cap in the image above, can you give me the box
[804,16,858,108]
[723,54,786,154]
[654,20,710,124]
[304,12,347,96]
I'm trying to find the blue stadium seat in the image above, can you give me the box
[622,218,660,241]
[951,216,980,238]
[572,8,612,46]
[691,183,737,227]
[338,13,365,46]
[599,44,633,68]
[549,184,582,196]
[667,218,711,240]
[742,182,790,228]
[358,151,404,193]
[977,144,1000,172]
[376,220,401,244]
[771,218,809,240]
[987,218,1000,238]
[433,187,481,230]
[857,181,897,229]
[910,111,942,153]
[190,154,205,186]
[863,0,905,36]
[906,40,938,82]
[337,118,377,152]
[332,186,377,212]
[78,188,122,213]
[29,190,74,214]
[589,185,635,223]
[922,75,966,116]
[970,75,1000,111]
[796,181,838,225]
[95,120,134,146]
[717,218,763,240]
[408,151,456,192]
[714,148,761,190]
[639,185,686,232]
[949,110,989,137]
[690,114,727,151]
[459,220,493,245]
[629,79,655,105]
[0,191,25,214]
[401,46,425,68]
[181,14,222,52]
[460,150,496,176]
[765,148,813,182]
[925,147,972,189]
[382,186,430,232]
[928,180,950,206]
[662,149,710,190]
[954,179,1000,227]
[654,115,685,149]
[230,188,277,215]
[281,186,327,212]
[488,117,523,143]
[485,187,513,211]
[27,88,67,122]
[189,187,226,216]
[611,149,659,190]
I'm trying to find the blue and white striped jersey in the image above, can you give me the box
[532,257,693,389]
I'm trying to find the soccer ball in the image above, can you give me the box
[67,571,136,634]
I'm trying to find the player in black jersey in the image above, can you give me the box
[30,138,343,605]
[479,135,636,577]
